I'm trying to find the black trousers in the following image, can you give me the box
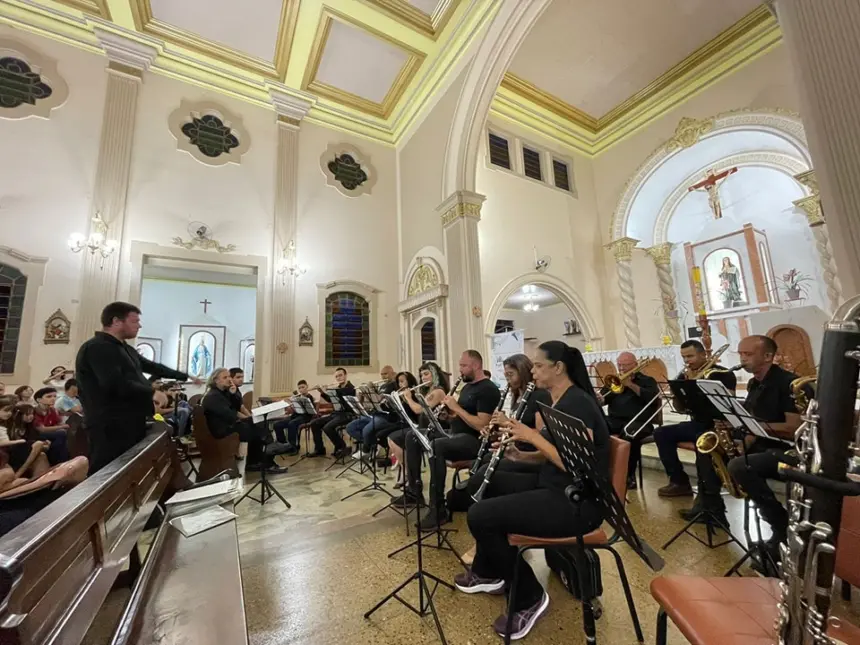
[727,445,798,540]
[469,471,603,611]
[608,421,653,482]
[654,420,724,509]
[406,431,481,508]
[310,413,350,453]
[363,417,400,452]
[232,418,273,465]
[447,456,542,512]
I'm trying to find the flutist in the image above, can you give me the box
[725,335,812,573]
[453,341,609,641]
[308,368,356,459]
[597,351,660,490]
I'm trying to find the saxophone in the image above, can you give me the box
[696,421,745,498]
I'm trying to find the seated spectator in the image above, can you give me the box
[56,379,83,417]
[32,388,70,463]
[14,386,34,404]
[152,388,191,436]
[201,368,290,474]
[43,366,74,389]
[4,402,52,479]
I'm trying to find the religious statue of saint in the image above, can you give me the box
[719,256,743,305]
[190,337,213,378]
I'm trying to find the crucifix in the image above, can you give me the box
[688,167,738,220]
[199,299,212,314]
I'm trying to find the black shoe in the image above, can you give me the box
[418,507,451,531]
[264,442,292,456]
[308,450,326,458]
[626,476,637,491]
[392,491,424,508]
[334,446,351,459]
[266,465,288,475]
[245,462,265,472]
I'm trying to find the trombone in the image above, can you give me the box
[602,358,653,394]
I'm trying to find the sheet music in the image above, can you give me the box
[289,396,316,415]
[165,478,244,506]
[169,505,237,538]
[696,379,770,438]
[251,400,290,422]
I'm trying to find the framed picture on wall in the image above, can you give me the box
[239,337,255,383]
[178,325,226,380]
[135,337,163,363]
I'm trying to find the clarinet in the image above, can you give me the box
[432,377,462,419]
[472,382,536,503]
[775,295,860,645]
[469,386,511,476]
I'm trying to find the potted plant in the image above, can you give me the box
[780,268,813,301]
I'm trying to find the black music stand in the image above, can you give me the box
[322,389,354,471]
[236,405,291,510]
[365,394,454,645]
[287,395,318,468]
[370,392,418,534]
[340,395,392,501]
[535,404,664,645]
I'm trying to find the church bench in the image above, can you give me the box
[191,405,240,481]
[0,429,173,645]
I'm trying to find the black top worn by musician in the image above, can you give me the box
[514,388,552,452]
[321,382,357,406]
[202,387,242,439]
[538,386,610,493]
[743,363,802,423]
[76,331,189,472]
[677,367,737,427]
[451,379,501,437]
[601,372,660,435]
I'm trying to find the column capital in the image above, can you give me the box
[437,190,486,228]
[793,169,824,226]
[268,84,316,125]
[94,28,158,77]
[764,0,778,20]
[645,242,674,265]
[605,237,640,262]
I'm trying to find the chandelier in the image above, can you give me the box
[276,240,308,283]
[68,212,118,267]
[522,285,540,312]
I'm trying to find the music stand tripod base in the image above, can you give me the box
[236,468,291,509]
[661,508,746,551]
[342,445,392,501]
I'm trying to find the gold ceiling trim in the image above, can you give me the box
[128,0,299,80]
[51,0,111,20]
[359,0,460,40]
[302,7,426,119]
[501,4,774,137]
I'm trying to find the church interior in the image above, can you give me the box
[2,0,860,643]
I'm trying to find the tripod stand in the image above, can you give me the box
[235,410,291,510]
[365,426,453,644]
[724,497,777,576]
[342,414,392,500]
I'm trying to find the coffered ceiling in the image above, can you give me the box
[0,0,492,143]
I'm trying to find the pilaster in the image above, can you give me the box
[437,190,485,358]
[606,237,641,348]
[72,31,156,347]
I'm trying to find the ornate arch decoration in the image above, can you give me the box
[441,0,554,199]
[400,250,449,370]
[654,151,810,244]
[0,39,69,120]
[168,100,251,167]
[767,323,816,378]
[609,109,810,243]
[483,272,601,348]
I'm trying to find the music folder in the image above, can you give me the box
[251,400,290,423]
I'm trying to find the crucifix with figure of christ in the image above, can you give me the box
[199,299,211,314]
[688,167,738,220]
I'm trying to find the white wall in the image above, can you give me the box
[138,278,256,373]
[498,303,587,351]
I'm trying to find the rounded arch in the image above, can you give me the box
[610,109,810,243]
[402,247,446,301]
[441,0,553,199]
[483,272,600,345]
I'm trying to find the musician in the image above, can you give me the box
[653,340,736,525]
[308,368,356,459]
[454,341,609,641]
[405,350,501,530]
[344,365,398,457]
[597,351,660,490]
[272,380,313,452]
[726,335,809,566]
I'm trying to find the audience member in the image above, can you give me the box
[33,388,70,463]
[56,379,83,417]
[8,404,52,476]
[43,366,74,389]
[14,385,34,404]
[229,368,252,415]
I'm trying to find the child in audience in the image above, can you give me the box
[4,403,51,480]
[43,366,74,389]
[31,389,70,464]
[14,386,34,404]
[56,379,83,417]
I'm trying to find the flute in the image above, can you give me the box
[469,386,511,476]
[472,382,535,503]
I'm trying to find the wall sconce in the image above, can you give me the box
[68,212,118,267]
[276,239,308,283]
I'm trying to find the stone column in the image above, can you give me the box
[793,170,843,312]
[269,90,314,393]
[646,243,682,344]
[437,190,485,363]
[72,32,157,347]
[772,0,860,297]
[606,237,641,348]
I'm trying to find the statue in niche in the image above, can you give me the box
[719,257,743,305]
[190,335,214,378]
[299,318,314,347]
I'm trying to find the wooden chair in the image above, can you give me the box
[503,437,643,644]
[188,394,203,407]
[448,459,474,489]
[242,390,254,410]
[191,406,239,481]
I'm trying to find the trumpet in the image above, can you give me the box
[432,378,463,418]
[685,344,732,380]
[602,358,653,394]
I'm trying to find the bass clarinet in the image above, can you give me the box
[775,295,860,645]
[469,386,511,476]
[472,383,536,503]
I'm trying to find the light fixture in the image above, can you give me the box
[523,301,540,313]
[68,212,118,267]
[276,239,308,283]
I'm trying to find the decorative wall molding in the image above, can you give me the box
[319,143,377,198]
[0,246,47,385]
[0,39,69,120]
[167,100,251,167]
[436,189,485,228]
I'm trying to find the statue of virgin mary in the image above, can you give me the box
[190,337,213,377]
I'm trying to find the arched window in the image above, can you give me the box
[325,291,370,367]
[0,264,27,374]
[420,320,436,361]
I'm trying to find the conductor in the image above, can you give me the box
[75,302,201,473]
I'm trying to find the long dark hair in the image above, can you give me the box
[10,403,38,441]
[395,371,418,389]
[419,361,450,393]
[503,353,533,402]
[538,341,597,404]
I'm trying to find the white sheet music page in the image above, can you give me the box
[252,400,290,422]
[697,379,770,438]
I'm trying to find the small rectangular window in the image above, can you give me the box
[495,319,515,334]
[553,159,571,192]
[522,146,542,181]
[488,133,511,169]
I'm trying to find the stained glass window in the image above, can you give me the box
[0,264,27,374]
[325,291,370,367]
[420,320,436,361]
